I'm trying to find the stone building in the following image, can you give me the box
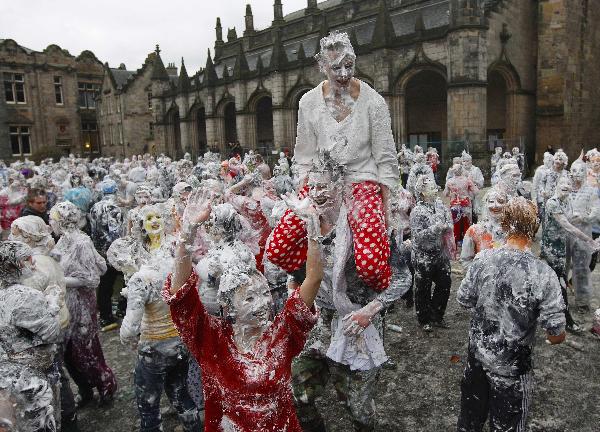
[0,39,104,160]
[149,0,600,178]
[536,0,600,161]
[96,52,178,158]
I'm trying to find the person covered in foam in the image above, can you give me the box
[163,187,323,432]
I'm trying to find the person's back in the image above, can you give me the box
[456,197,566,432]
[89,193,123,256]
[457,247,565,376]
[0,282,61,371]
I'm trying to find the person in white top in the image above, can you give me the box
[269,31,400,293]
[461,151,484,222]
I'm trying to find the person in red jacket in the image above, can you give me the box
[163,188,324,432]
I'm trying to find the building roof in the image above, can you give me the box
[212,0,450,78]
[110,68,136,89]
[284,0,343,21]
[0,39,37,55]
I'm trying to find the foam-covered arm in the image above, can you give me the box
[371,97,400,190]
[293,99,317,183]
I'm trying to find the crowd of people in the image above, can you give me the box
[0,31,599,432]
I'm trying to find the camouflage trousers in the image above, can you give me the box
[292,307,381,432]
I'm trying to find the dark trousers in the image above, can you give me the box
[56,341,76,423]
[134,340,200,432]
[292,357,380,432]
[64,288,117,400]
[457,354,533,432]
[591,232,599,271]
[548,264,576,326]
[413,258,451,325]
[401,173,409,188]
[97,265,119,321]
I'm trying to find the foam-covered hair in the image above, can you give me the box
[50,201,81,229]
[128,166,147,183]
[500,197,539,240]
[414,174,435,197]
[172,182,192,198]
[99,179,117,194]
[134,183,153,197]
[497,161,520,176]
[209,203,243,242]
[586,148,599,161]
[10,216,53,247]
[0,241,33,287]
[554,150,568,165]
[315,30,356,71]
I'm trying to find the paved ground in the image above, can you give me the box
[76,256,600,432]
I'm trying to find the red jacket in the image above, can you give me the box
[163,271,317,432]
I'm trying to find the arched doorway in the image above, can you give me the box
[195,106,207,157]
[255,96,274,159]
[223,102,237,145]
[167,108,182,159]
[487,70,508,149]
[405,70,447,155]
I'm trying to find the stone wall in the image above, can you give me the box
[537,0,600,163]
[486,0,537,167]
[98,60,156,158]
[122,68,155,156]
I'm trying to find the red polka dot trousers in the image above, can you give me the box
[266,181,391,292]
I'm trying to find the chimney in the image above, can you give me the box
[165,62,178,76]
[227,27,238,42]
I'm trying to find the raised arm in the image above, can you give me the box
[554,213,600,252]
[280,192,325,308]
[171,189,213,295]
[298,239,324,308]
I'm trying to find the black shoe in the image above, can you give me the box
[62,414,81,432]
[577,305,591,314]
[433,320,450,329]
[99,392,115,408]
[422,324,433,333]
[566,322,583,334]
[75,391,94,410]
[382,359,397,370]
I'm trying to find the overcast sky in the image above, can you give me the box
[1,0,309,74]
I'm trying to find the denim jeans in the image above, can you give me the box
[134,338,200,432]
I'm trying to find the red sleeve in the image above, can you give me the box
[162,271,210,358]
[265,186,310,272]
[279,289,318,358]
